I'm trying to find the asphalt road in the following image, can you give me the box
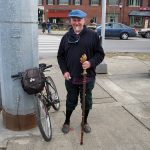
[104,37,150,52]
[38,35,150,59]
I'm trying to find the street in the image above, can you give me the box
[38,35,150,58]
[104,37,150,52]
[38,35,60,59]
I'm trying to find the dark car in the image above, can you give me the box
[138,28,150,38]
[96,22,137,40]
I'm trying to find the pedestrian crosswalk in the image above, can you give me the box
[38,35,62,57]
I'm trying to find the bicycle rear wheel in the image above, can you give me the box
[35,94,52,142]
[46,76,60,111]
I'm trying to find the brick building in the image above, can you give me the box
[38,0,150,28]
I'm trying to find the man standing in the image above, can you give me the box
[47,21,51,33]
[41,21,46,33]
[57,9,105,134]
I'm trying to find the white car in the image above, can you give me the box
[138,28,150,38]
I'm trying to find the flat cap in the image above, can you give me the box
[69,9,87,18]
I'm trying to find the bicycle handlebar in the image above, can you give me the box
[11,64,52,79]
[11,72,23,78]
[41,64,52,71]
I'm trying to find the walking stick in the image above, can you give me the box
[80,54,87,145]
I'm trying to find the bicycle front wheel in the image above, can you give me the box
[46,76,60,111]
[35,94,52,142]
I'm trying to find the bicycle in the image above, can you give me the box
[11,63,60,142]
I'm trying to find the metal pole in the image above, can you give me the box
[0,86,1,111]
[96,0,107,74]
[120,8,121,23]
[0,0,38,130]
[101,0,106,46]
[119,3,123,23]
[0,29,2,111]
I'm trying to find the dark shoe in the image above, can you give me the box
[62,124,70,134]
[83,123,91,133]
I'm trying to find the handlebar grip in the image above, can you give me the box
[45,65,52,69]
[11,72,22,78]
[39,64,52,71]
[11,74,20,78]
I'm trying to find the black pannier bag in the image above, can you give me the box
[21,67,45,95]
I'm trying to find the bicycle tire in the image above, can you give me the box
[35,93,52,142]
[46,76,60,111]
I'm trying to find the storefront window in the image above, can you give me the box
[129,0,140,6]
[59,0,69,5]
[74,0,81,5]
[47,0,53,5]
[108,0,118,5]
[90,0,100,6]
[38,9,43,24]
[107,13,119,22]
[130,16,143,27]
[148,0,150,7]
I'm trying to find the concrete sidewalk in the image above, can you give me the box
[0,55,150,150]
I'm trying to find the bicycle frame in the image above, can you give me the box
[45,78,57,102]
[11,63,60,142]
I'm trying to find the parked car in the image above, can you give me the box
[96,22,137,40]
[138,28,150,38]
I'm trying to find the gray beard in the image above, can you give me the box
[73,26,83,34]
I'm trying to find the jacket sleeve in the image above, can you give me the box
[57,36,68,75]
[89,33,105,68]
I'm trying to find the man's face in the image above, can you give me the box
[70,17,85,33]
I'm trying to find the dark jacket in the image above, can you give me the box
[57,26,105,78]
[42,22,46,28]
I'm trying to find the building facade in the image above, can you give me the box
[38,0,150,28]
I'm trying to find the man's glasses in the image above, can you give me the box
[68,35,80,44]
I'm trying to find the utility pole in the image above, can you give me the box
[101,0,106,47]
[0,30,2,111]
[0,0,38,130]
[96,0,107,74]
[119,3,123,23]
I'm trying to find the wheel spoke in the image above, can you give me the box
[46,77,60,111]
[35,94,52,142]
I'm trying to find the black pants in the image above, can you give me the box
[65,80,95,111]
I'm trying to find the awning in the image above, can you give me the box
[129,11,150,17]
[48,10,70,18]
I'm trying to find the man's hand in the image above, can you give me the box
[82,61,91,70]
[63,72,71,80]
